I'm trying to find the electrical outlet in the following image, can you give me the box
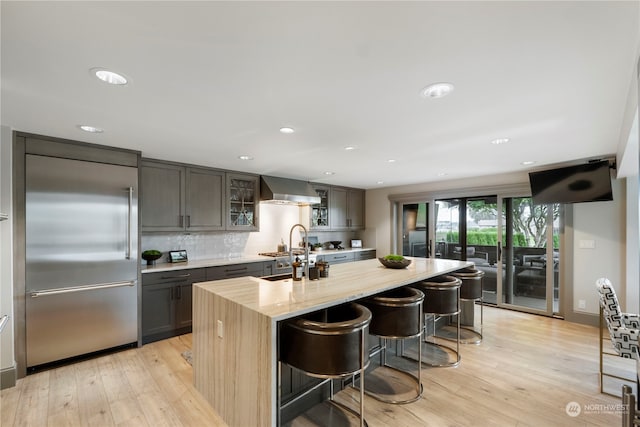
[217,320,224,338]
[578,299,586,309]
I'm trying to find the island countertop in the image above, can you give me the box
[193,256,471,427]
[193,256,471,321]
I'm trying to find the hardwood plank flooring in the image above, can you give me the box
[1,307,630,426]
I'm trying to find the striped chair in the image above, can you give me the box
[596,277,640,402]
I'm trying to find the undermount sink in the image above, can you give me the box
[261,274,293,282]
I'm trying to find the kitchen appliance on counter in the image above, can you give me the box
[259,251,317,276]
[25,154,138,369]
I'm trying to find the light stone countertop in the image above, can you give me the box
[193,257,471,321]
[140,247,376,274]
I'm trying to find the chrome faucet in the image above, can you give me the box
[289,223,309,278]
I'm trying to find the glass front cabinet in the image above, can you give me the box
[310,185,330,230]
[226,173,260,231]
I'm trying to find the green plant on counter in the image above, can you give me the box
[142,249,162,257]
[383,254,405,261]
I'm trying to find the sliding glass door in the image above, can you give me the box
[401,203,429,258]
[501,197,560,314]
[396,193,561,317]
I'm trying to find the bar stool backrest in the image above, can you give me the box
[281,303,372,377]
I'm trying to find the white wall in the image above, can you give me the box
[571,179,625,314]
[0,125,15,378]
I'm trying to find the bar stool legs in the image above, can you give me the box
[423,299,461,368]
[354,287,424,404]
[449,267,485,345]
[409,275,462,368]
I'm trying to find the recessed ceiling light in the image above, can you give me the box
[437,172,447,177]
[377,181,384,185]
[91,68,128,85]
[344,146,356,151]
[521,161,536,166]
[420,82,455,98]
[238,155,253,160]
[324,171,335,175]
[279,127,295,134]
[78,125,104,133]
[387,159,396,163]
[491,138,510,145]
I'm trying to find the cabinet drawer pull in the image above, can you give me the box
[161,273,191,279]
[225,267,247,273]
[335,255,347,259]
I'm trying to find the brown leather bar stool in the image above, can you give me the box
[451,267,485,344]
[357,286,424,404]
[279,303,372,427]
[412,275,462,367]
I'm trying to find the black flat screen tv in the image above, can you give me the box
[528,160,613,205]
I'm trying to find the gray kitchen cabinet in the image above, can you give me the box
[226,173,260,231]
[206,261,273,280]
[354,249,376,261]
[310,185,331,230]
[142,268,206,344]
[318,252,355,265]
[347,188,365,229]
[141,161,185,232]
[186,167,225,231]
[329,186,365,230]
[141,160,224,232]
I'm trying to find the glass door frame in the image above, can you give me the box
[391,184,564,318]
[494,193,560,317]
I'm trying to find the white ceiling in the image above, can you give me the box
[2,1,639,189]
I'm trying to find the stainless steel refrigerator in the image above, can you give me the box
[25,154,138,368]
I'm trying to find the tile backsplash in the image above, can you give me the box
[141,203,370,263]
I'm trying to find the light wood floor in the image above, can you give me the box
[1,306,631,427]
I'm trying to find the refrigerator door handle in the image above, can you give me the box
[0,315,8,333]
[126,187,133,260]
[30,280,136,298]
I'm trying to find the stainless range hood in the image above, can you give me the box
[260,176,321,205]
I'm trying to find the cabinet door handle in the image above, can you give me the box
[186,215,191,228]
[161,273,191,279]
[175,286,182,300]
[170,287,174,300]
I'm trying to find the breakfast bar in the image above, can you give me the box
[192,257,471,427]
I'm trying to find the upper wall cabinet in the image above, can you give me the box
[226,173,260,231]
[186,167,225,231]
[310,185,331,230]
[141,160,224,232]
[310,185,365,231]
[330,186,365,230]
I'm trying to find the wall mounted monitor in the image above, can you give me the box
[528,160,613,205]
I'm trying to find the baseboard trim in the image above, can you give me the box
[1,364,17,389]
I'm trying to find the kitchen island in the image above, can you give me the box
[192,257,471,427]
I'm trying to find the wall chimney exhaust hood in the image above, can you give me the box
[260,176,321,205]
